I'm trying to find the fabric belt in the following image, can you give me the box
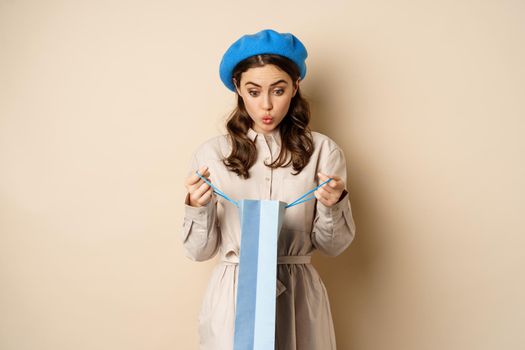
[221,255,311,299]
[221,255,311,265]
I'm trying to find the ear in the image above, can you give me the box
[233,78,241,95]
[292,78,301,97]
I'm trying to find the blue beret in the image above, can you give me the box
[219,29,308,92]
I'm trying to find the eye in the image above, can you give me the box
[274,89,284,95]
[248,90,259,97]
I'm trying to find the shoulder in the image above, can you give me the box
[310,131,348,176]
[191,133,230,160]
[311,130,343,155]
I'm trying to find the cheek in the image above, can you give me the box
[245,102,257,114]
[277,98,292,113]
[243,100,259,119]
[241,98,254,111]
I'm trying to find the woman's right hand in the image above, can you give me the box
[185,165,213,207]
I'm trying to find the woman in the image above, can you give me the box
[181,29,356,350]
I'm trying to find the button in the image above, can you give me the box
[265,177,270,181]
[265,157,270,162]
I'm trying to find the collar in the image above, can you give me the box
[246,127,282,148]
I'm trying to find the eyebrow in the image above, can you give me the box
[244,79,288,87]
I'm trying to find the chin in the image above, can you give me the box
[253,121,281,134]
[257,123,273,130]
[264,126,278,133]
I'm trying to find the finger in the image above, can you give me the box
[329,178,345,190]
[316,191,332,206]
[317,188,338,206]
[186,170,204,186]
[187,175,212,193]
[318,174,332,188]
[186,166,210,186]
[319,175,343,190]
[189,180,210,201]
[317,172,329,181]
[321,187,340,203]
[197,186,214,205]
[195,167,211,183]
[318,172,338,184]
[328,174,342,181]
[315,189,328,202]
[323,175,342,188]
[198,166,211,178]
[318,184,334,197]
[321,183,343,199]
[193,180,211,199]
[188,166,208,185]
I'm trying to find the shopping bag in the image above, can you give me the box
[233,199,286,350]
[194,171,332,350]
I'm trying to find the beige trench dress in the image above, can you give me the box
[181,127,356,350]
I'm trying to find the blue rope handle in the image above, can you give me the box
[285,178,333,208]
[195,170,239,207]
[195,170,332,209]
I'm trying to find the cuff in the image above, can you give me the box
[317,189,349,217]
[184,192,215,219]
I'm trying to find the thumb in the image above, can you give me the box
[317,172,330,181]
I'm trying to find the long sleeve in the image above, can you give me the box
[311,146,356,256]
[180,152,221,261]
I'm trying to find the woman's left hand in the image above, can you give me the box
[314,172,346,207]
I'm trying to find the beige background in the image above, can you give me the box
[1,0,524,349]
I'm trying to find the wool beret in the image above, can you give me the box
[219,29,308,92]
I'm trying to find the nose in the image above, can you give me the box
[261,92,273,110]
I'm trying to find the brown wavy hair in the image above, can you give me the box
[222,54,314,179]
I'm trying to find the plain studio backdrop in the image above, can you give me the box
[1,1,524,349]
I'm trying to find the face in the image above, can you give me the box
[234,64,299,135]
